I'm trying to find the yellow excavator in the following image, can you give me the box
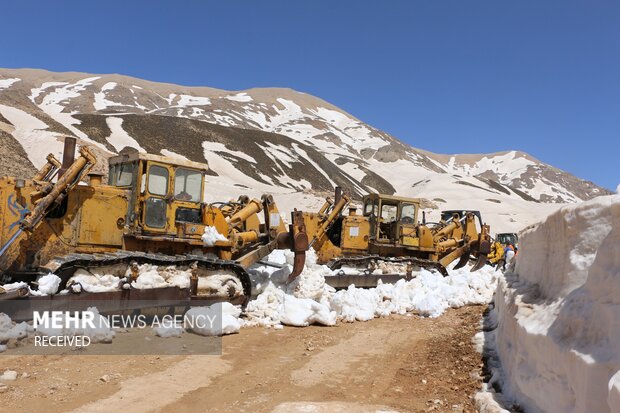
[0,138,308,318]
[289,188,490,288]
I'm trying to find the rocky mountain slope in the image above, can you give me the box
[0,68,611,232]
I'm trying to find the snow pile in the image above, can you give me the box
[329,264,499,320]
[131,265,171,290]
[185,302,242,336]
[279,295,337,327]
[201,226,227,246]
[156,266,192,289]
[245,282,337,327]
[67,270,122,293]
[31,273,61,296]
[244,249,499,328]
[153,325,184,338]
[3,274,61,296]
[0,313,32,352]
[1,281,28,292]
[248,250,292,295]
[36,307,115,343]
[490,194,620,413]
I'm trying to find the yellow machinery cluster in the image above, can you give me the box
[0,138,308,309]
[290,188,491,288]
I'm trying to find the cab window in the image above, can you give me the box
[381,204,397,223]
[111,163,135,187]
[148,165,169,196]
[108,165,117,185]
[401,204,416,224]
[364,200,378,216]
[174,168,202,202]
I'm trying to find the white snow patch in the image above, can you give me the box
[203,141,256,164]
[201,226,227,246]
[35,77,107,150]
[93,82,123,111]
[105,116,145,152]
[176,95,211,106]
[310,106,387,150]
[0,104,65,168]
[0,78,20,90]
[160,149,189,161]
[225,93,253,102]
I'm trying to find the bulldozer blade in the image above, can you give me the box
[453,250,471,270]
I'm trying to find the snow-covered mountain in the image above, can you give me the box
[0,68,611,233]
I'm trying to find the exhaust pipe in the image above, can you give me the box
[58,136,77,178]
[334,186,342,211]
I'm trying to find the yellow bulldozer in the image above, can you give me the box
[0,138,308,316]
[290,188,490,288]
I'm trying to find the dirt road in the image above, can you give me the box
[0,306,485,413]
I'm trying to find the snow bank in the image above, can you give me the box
[201,226,227,246]
[244,249,499,328]
[491,194,620,413]
[36,307,115,343]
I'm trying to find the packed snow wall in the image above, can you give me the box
[494,194,620,413]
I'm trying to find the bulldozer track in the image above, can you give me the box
[327,255,449,277]
[47,251,252,299]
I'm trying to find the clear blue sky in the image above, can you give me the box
[2,1,618,190]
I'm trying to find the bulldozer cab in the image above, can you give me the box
[496,232,518,248]
[362,193,421,245]
[108,151,208,236]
